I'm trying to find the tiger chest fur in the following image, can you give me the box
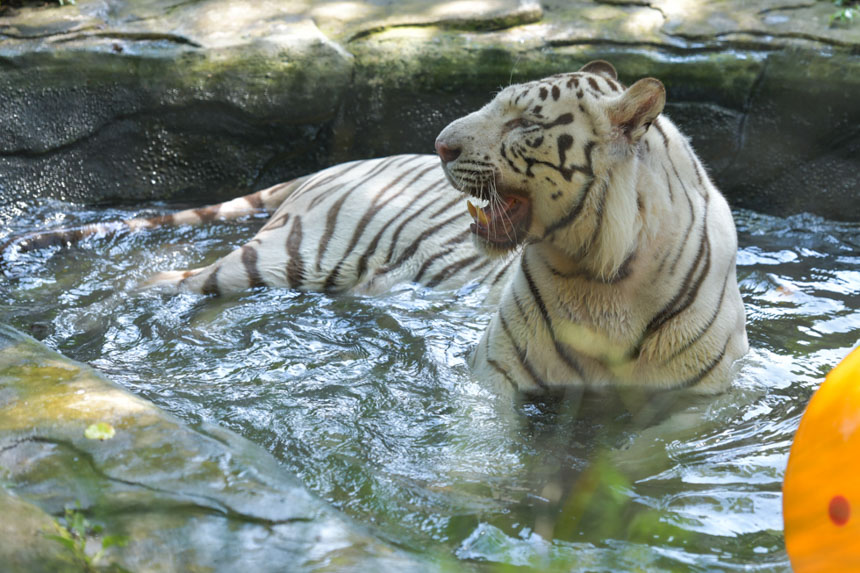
[6,61,747,394]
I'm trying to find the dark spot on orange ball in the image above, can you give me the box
[829,495,851,526]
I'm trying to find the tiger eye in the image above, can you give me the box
[505,118,535,130]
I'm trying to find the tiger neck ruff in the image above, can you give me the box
[4,61,748,394]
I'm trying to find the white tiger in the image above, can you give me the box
[2,61,748,394]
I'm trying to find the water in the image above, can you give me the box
[1,199,858,571]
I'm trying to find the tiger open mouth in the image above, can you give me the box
[465,193,531,248]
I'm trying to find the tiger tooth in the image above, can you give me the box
[467,201,477,219]
[476,207,489,226]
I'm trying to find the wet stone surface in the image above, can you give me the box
[0,325,425,572]
[0,0,857,219]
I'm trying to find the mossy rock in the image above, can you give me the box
[0,325,424,572]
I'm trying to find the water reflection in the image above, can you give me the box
[1,203,858,571]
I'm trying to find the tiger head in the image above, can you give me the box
[435,60,666,269]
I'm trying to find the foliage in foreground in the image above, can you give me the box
[47,504,129,573]
[827,0,858,24]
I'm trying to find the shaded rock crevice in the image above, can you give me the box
[3,433,321,527]
[49,30,204,48]
[545,37,737,53]
[346,4,545,42]
[673,28,860,49]
[756,1,817,15]
[733,56,769,167]
[0,26,100,40]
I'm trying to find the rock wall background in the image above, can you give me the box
[0,0,857,219]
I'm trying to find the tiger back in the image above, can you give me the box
[147,154,518,298]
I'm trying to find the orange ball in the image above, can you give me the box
[784,346,860,572]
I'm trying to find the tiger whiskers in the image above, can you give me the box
[449,164,525,249]
[487,178,508,244]
[487,174,519,246]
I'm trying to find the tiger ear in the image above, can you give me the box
[579,60,617,80]
[607,78,665,143]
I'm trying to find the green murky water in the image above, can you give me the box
[1,200,858,571]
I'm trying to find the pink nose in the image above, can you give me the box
[435,139,461,163]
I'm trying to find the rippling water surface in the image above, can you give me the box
[1,200,858,571]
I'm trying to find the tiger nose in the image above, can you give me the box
[435,139,461,163]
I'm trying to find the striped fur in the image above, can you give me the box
[2,61,747,394]
[146,154,519,297]
[436,60,747,393]
[0,179,303,259]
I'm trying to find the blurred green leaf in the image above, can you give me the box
[102,534,129,550]
[84,422,116,440]
[45,533,75,551]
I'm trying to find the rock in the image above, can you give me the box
[0,489,80,572]
[0,325,425,572]
[0,1,355,206]
[310,0,543,41]
[722,50,860,218]
[0,0,857,217]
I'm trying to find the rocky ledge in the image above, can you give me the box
[0,325,425,572]
[0,0,858,220]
